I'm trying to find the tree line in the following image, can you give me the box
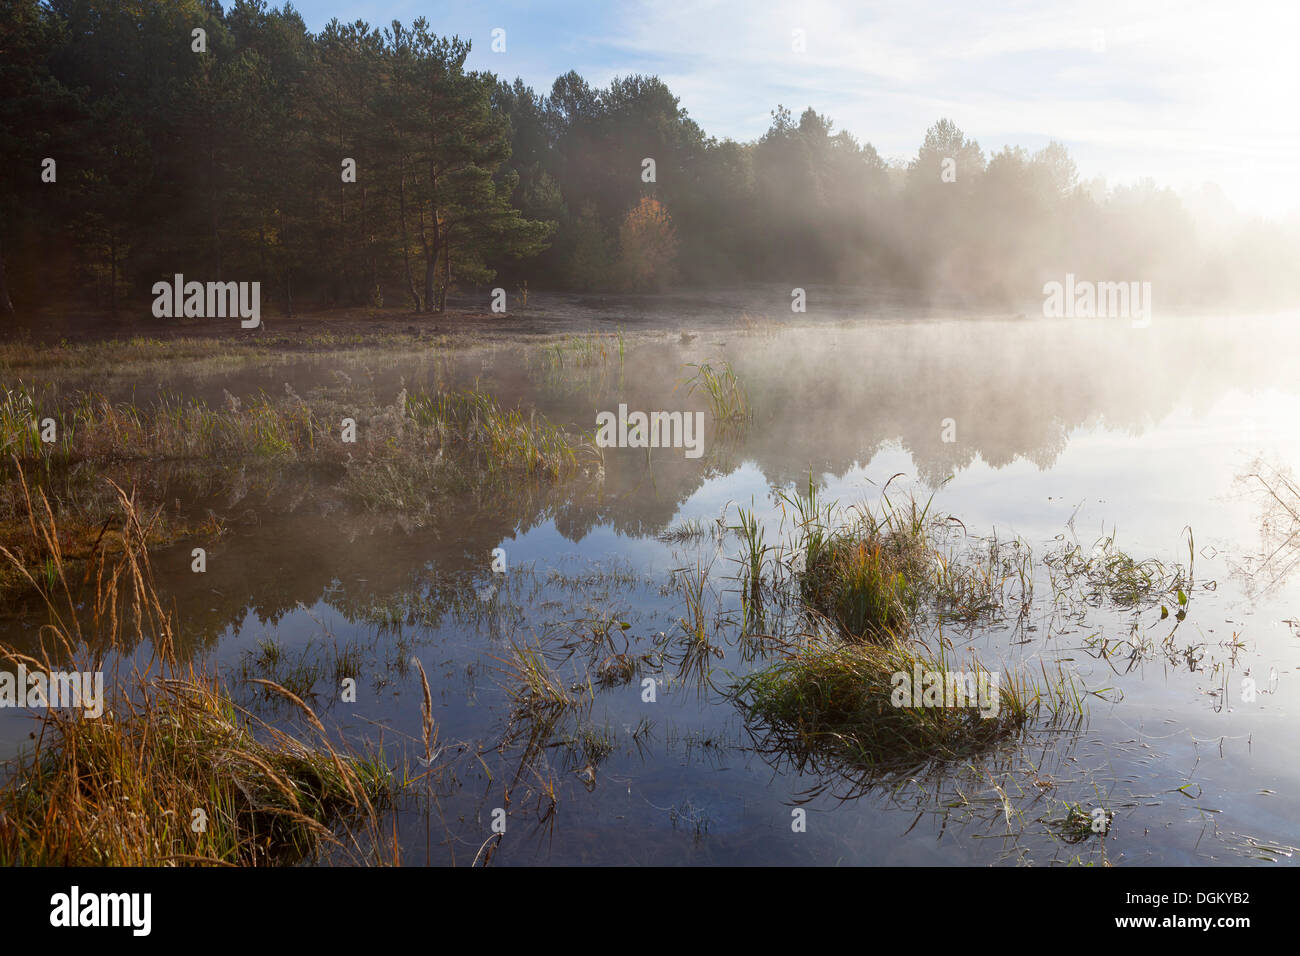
[1,0,1295,318]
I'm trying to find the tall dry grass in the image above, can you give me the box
[0,460,394,866]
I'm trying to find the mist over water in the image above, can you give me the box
[6,301,1297,865]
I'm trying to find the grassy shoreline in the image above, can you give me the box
[0,471,397,866]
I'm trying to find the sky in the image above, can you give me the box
[288,0,1300,220]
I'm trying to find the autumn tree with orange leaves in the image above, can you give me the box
[617,198,678,291]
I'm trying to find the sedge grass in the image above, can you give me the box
[0,463,395,866]
[735,636,1044,777]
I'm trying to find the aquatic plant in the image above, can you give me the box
[735,637,1043,775]
[684,361,749,422]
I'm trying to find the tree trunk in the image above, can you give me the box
[423,255,438,314]
[418,201,441,315]
[438,242,451,313]
[397,152,421,311]
[259,225,268,295]
[210,145,222,286]
[361,184,373,305]
[424,208,441,313]
[423,151,441,314]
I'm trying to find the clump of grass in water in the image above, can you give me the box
[670,558,723,687]
[543,333,612,369]
[570,723,616,767]
[735,637,1045,776]
[595,652,641,687]
[802,537,916,639]
[1051,803,1113,844]
[497,637,585,716]
[0,464,394,866]
[785,476,936,640]
[657,516,722,544]
[406,387,589,480]
[731,504,770,597]
[1045,531,1189,610]
[729,503,774,633]
[684,361,749,422]
[780,474,1027,639]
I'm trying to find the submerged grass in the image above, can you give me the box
[1045,530,1189,610]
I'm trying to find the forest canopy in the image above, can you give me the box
[1,0,1296,317]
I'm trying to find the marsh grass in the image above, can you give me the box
[1046,531,1189,610]
[238,642,326,704]
[568,723,616,767]
[1050,803,1113,844]
[933,531,1036,626]
[730,504,772,633]
[594,652,643,687]
[670,559,724,687]
[731,505,770,597]
[658,515,724,544]
[406,388,590,479]
[684,361,749,422]
[540,333,617,370]
[0,670,393,866]
[493,633,597,815]
[3,383,589,479]
[0,330,463,393]
[786,478,934,640]
[735,637,1044,776]
[729,475,1092,789]
[802,537,917,639]
[0,464,395,866]
[772,476,1048,640]
[497,637,587,717]
[0,383,593,586]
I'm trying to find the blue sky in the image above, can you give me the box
[286,1,1300,220]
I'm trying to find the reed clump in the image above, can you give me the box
[735,637,1039,775]
[785,478,936,640]
[734,476,1084,780]
[685,361,749,422]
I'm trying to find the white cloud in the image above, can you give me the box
[584,0,1300,217]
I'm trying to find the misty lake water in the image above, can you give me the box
[5,299,1300,865]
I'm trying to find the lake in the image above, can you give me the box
[3,294,1298,865]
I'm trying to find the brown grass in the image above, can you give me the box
[0,462,394,866]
